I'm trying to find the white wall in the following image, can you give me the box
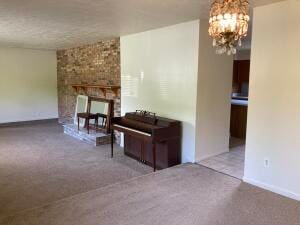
[195,21,233,161]
[121,21,200,163]
[244,0,300,200]
[0,47,58,123]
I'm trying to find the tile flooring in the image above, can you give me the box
[199,139,245,179]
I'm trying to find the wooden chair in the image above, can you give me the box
[77,113,98,134]
[97,113,107,128]
[77,96,114,134]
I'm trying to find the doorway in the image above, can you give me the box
[199,50,250,180]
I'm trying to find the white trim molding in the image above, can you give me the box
[243,177,300,201]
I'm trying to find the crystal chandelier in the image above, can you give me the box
[208,0,250,55]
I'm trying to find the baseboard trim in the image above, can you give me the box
[243,177,300,201]
[0,118,58,127]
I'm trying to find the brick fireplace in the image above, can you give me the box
[57,38,121,124]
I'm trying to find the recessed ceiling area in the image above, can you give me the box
[0,0,283,50]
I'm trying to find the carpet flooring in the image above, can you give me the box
[0,122,151,221]
[1,164,300,225]
[1,122,300,225]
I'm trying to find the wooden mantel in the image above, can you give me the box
[71,84,120,97]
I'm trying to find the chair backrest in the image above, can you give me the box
[87,96,114,133]
[90,101,108,115]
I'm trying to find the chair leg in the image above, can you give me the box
[77,117,80,131]
[87,119,90,134]
[95,118,98,130]
[111,130,114,158]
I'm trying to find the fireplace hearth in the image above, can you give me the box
[63,124,110,146]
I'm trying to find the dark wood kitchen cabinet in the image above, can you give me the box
[232,60,250,93]
[230,104,248,139]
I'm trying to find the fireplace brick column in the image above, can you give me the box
[57,38,121,124]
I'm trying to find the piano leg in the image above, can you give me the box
[111,130,114,158]
[152,142,156,172]
[140,141,145,163]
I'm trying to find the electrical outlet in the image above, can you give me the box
[264,158,270,168]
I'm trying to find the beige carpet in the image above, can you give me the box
[1,163,300,225]
[1,122,300,225]
[0,122,151,221]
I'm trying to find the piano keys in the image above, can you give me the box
[111,110,181,171]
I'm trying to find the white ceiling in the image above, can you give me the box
[0,0,283,50]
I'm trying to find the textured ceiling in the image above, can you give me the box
[0,0,283,50]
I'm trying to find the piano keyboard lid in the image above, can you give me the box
[113,124,152,137]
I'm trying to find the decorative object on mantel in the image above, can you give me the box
[208,0,250,55]
[71,84,120,97]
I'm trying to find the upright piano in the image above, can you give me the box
[111,110,181,171]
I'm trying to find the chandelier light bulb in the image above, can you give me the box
[208,0,250,55]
